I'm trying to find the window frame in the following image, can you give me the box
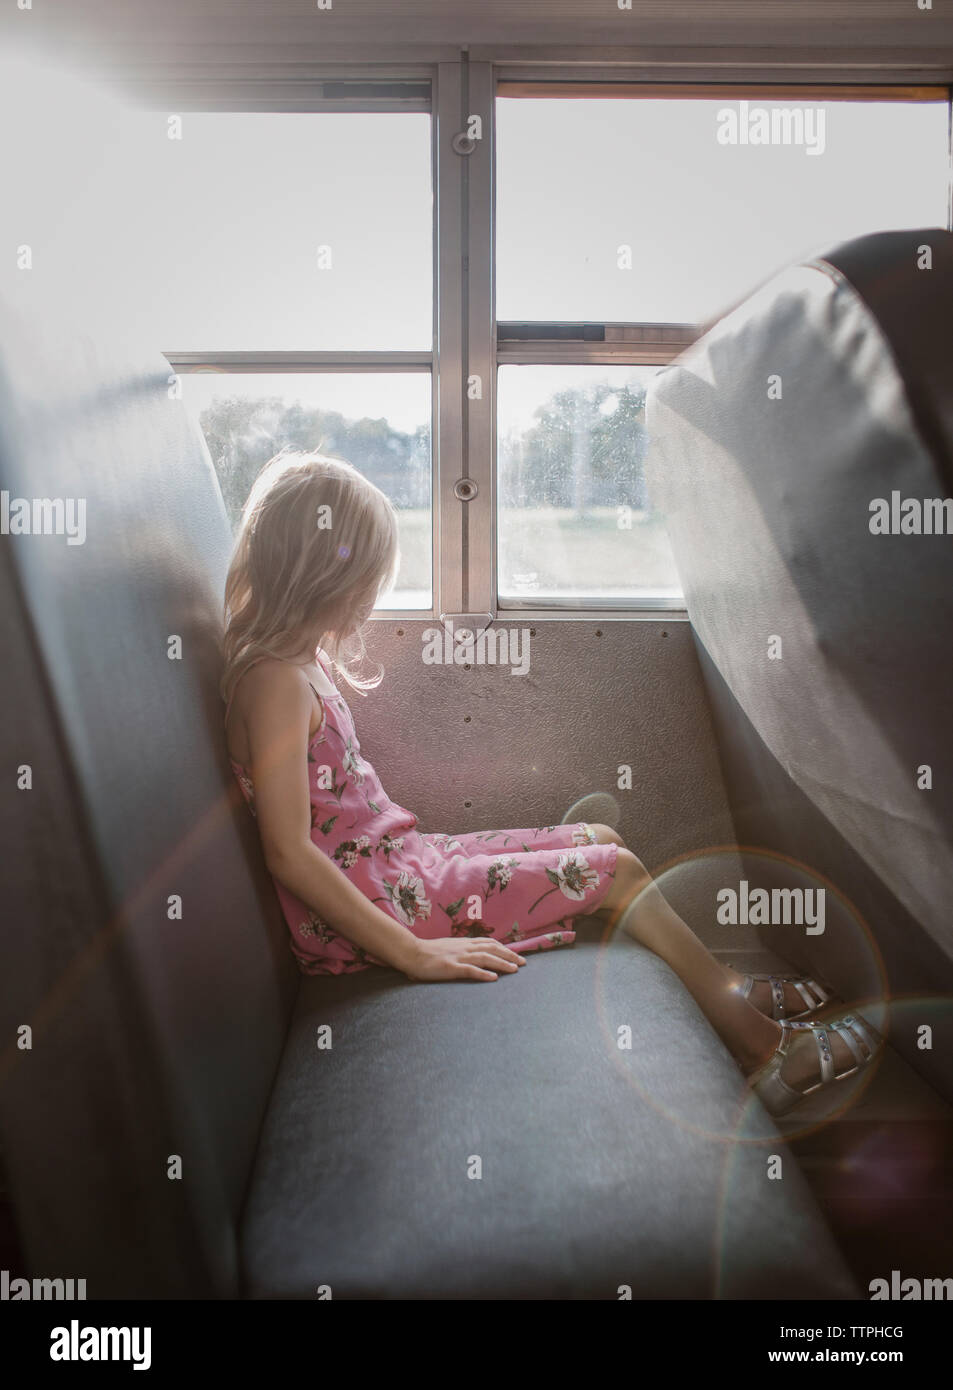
[161,82,438,620]
[490,77,952,619]
[158,67,953,626]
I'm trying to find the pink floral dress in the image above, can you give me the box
[228,651,620,976]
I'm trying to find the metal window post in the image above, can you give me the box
[434,57,496,633]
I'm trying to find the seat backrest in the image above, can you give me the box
[646,228,953,1102]
[0,298,298,1296]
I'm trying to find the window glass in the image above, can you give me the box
[497,364,680,603]
[181,372,432,609]
[1,95,432,350]
[497,96,950,323]
[149,112,433,349]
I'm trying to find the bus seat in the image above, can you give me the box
[647,228,953,1105]
[0,294,856,1299]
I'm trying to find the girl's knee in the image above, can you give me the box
[589,823,625,847]
[615,846,651,890]
[596,846,652,920]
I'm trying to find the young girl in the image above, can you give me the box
[222,449,880,1118]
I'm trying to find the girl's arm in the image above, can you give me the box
[242,662,525,983]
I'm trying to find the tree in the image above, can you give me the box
[502,380,650,514]
[198,394,431,526]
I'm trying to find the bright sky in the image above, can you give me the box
[180,370,432,436]
[2,56,949,436]
[0,59,433,354]
[496,96,951,323]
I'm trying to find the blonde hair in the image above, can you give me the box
[221,449,400,707]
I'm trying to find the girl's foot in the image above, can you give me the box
[744,1020,851,1088]
[744,1014,882,1114]
[725,967,832,1020]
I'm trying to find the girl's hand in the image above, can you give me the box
[400,936,527,983]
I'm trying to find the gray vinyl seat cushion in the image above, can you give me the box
[240,924,858,1299]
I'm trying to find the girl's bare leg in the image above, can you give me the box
[591,840,858,1088]
[595,846,783,1074]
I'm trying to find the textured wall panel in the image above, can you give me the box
[346,619,752,946]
